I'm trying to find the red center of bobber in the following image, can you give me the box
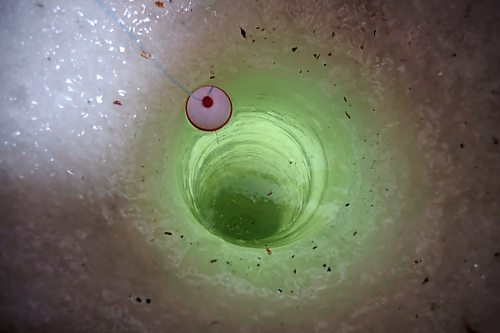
[202,95,213,108]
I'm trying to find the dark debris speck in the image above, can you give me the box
[292,47,298,52]
[430,302,437,311]
[464,320,480,333]
[164,231,172,235]
[240,27,247,38]
[210,259,217,263]
[145,298,151,304]
[422,277,430,285]
[464,5,471,19]
[327,266,332,272]
[345,111,351,119]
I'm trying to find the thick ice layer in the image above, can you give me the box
[1,0,499,332]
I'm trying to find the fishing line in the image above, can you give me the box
[95,0,233,132]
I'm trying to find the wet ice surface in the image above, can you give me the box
[1,0,500,332]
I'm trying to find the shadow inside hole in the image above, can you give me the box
[199,185,288,245]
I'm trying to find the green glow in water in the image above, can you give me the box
[177,69,349,247]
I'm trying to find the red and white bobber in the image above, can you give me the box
[185,85,232,131]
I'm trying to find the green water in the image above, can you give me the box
[175,68,360,247]
[203,187,285,242]
[189,106,315,247]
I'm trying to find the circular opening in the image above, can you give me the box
[183,105,327,248]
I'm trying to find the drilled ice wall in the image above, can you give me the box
[1,0,499,332]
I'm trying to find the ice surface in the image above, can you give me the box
[0,0,499,332]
